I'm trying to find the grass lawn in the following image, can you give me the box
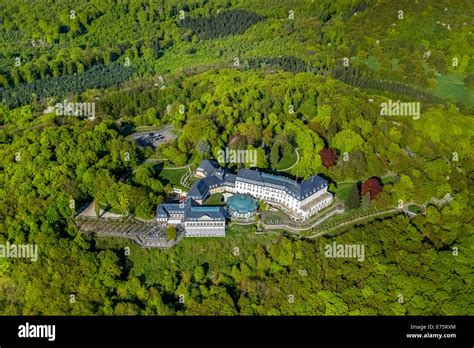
[204,193,225,205]
[272,151,297,170]
[333,182,354,202]
[432,74,474,106]
[156,167,187,186]
[408,204,422,214]
[227,223,257,236]
[262,212,285,224]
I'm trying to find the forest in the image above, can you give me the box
[180,9,265,39]
[0,63,133,108]
[0,0,473,315]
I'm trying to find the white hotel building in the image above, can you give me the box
[157,160,333,236]
[234,169,333,220]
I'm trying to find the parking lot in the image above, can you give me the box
[131,126,177,149]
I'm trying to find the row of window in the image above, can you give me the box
[236,181,287,195]
[236,182,310,203]
[237,185,300,210]
[237,184,293,200]
[186,233,225,237]
[169,213,184,218]
[185,222,225,227]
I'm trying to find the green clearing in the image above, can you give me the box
[156,167,187,187]
[352,55,380,71]
[203,193,225,205]
[333,182,354,202]
[408,204,422,214]
[432,74,474,106]
[262,212,285,225]
[272,150,298,171]
[365,55,380,70]
[226,223,257,236]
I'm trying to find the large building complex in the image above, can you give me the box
[156,160,333,237]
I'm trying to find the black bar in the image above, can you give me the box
[0,316,472,346]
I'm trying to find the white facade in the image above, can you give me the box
[209,184,235,194]
[234,178,332,220]
[184,219,226,237]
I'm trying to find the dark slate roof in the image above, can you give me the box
[158,199,226,221]
[236,169,328,200]
[193,167,234,191]
[197,160,219,177]
[203,175,224,189]
[156,205,167,218]
[185,205,226,221]
[213,168,225,180]
[237,169,263,183]
[156,203,186,217]
[223,173,237,185]
[187,179,210,200]
[299,176,329,199]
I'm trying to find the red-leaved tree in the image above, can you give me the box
[319,148,337,168]
[361,177,383,199]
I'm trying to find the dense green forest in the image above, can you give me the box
[180,9,265,39]
[1,63,133,108]
[0,0,473,315]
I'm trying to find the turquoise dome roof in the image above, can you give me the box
[227,194,257,214]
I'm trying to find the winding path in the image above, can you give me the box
[306,207,401,239]
[143,159,194,170]
[259,205,345,232]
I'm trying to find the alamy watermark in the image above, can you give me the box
[44,100,95,120]
[380,99,420,120]
[0,242,38,262]
[217,147,257,167]
[324,242,365,262]
[18,322,55,341]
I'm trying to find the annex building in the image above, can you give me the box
[156,160,333,237]
[156,200,226,237]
